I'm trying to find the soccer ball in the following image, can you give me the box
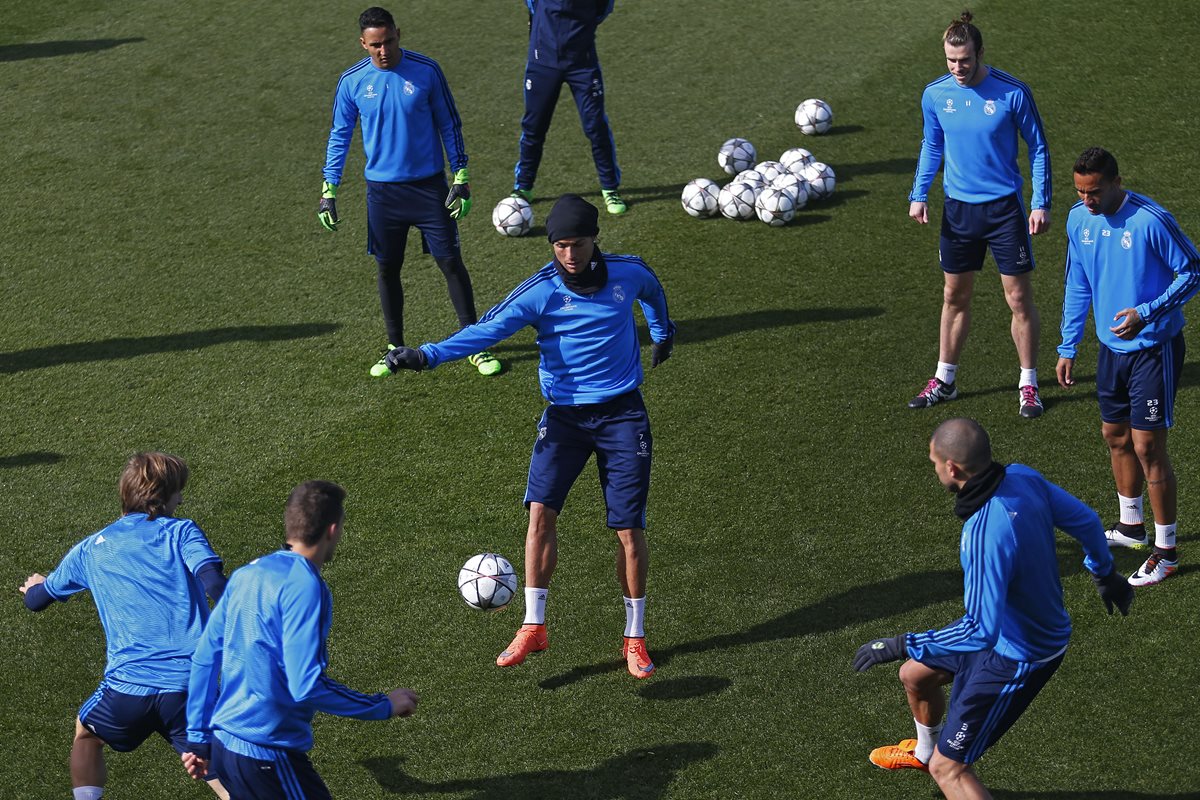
[681,178,720,218]
[754,160,787,184]
[780,147,815,174]
[771,172,809,210]
[718,181,758,220]
[718,138,757,175]
[733,168,767,189]
[755,187,796,227]
[795,99,833,135]
[801,161,836,200]
[458,553,518,610]
[492,197,533,237]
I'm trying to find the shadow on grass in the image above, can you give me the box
[992,791,1200,799]
[363,741,719,799]
[835,157,917,182]
[0,451,64,468]
[540,569,961,690]
[0,38,144,61]
[638,675,730,701]
[0,323,339,374]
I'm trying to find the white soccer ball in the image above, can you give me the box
[458,553,518,610]
[801,161,836,200]
[753,160,787,184]
[755,186,796,227]
[718,181,757,220]
[681,178,720,218]
[492,197,533,237]
[780,147,815,174]
[795,98,833,135]
[733,168,767,189]
[771,172,809,210]
[718,138,757,175]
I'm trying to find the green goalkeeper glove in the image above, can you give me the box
[445,168,472,220]
[317,181,339,232]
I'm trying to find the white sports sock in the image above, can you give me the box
[1119,493,1144,525]
[523,587,547,625]
[73,788,104,800]
[1154,522,1177,551]
[935,362,957,385]
[624,596,646,638]
[1019,367,1038,388]
[913,719,943,764]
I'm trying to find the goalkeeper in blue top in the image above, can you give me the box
[319,6,500,378]
[853,418,1132,800]
[1057,146,1200,588]
[182,480,418,800]
[907,11,1051,419]
[386,193,674,679]
[18,452,229,800]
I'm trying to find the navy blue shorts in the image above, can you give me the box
[1097,332,1185,429]
[917,649,1064,764]
[524,390,652,529]
[212,737,331,800]
[940,194,1034,275]
[366,174,460,261]
[77,683,189,753]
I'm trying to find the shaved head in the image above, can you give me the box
[931,417,992,475]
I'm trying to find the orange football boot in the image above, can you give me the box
[868,739,929,772]
[496,624,548,667]
[623,636,655,679]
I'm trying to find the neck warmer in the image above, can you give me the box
[953,461,1007,521]
[555,252,608,294]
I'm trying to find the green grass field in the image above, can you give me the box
[3,1,1199,798]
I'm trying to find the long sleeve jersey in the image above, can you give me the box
[526,0,613,70]
[323,50,466,186]
[905,465,1113,664]
[186,550,390,754]
[1059,191,1200,358]
[909,67,1050,210]
[43,514,220,692]
[419,253,674,405]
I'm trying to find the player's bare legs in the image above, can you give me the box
[1103,422,1144,499]
[929,751,994,800]
[615,528,647,598]
[1130,428,1176,525]
[70,718,106,791]
[939,272,976,365]
[898,659,951,726]
[497,503,557,667]
[1001,272,1039,371]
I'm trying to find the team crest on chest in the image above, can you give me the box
[612,284,625,303]
[984,99,996,115]
[1121,231,1133,249]
[403,80,415,95]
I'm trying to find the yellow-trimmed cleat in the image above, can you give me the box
[623,636,655,679]
[467,350,502,376]
[868,739,929,772]
[496,624,547,667]
[602,189,627,215]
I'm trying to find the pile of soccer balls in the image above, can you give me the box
[682,99,835,226]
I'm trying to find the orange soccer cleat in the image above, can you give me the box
[496,624,548,667]
[623,636,656,679]
[868,739,929,772]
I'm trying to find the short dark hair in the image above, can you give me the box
[119,452,189,519]
[944,10,983,54]
[931,418,992,475]
[1074,146,1119,182]
[285,481,347,547]
[359,7,396,32]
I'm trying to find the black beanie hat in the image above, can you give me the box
[546,194,600,243]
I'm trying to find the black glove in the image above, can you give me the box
[853,634,907,672]
[385,346,427,372]
[1091,568,1134,616]
[651,336,673,368]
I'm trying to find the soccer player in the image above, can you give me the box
[318,6,501,378]
[907,11,1051,418]
[1057,147,1199,587]
[182,480,418,799]
[18,453,229,800]
[385,194,674,678]
[511,0,626,215]
[854,418,1132,800]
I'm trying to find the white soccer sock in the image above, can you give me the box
[1119,493,1144,525]
[1019,367,1038,388]
[523,587,547,625]
[624,596,646,638]
[1155,522,1177,551]
[73,788,104,800]
[913,719,943,764]
[936,362,957,385]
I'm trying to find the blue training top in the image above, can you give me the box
[905,465,1113,664]
[44,513,221,691]
[186,549,391,754]
[526,0,614,70]
[419,253,674,405]
[909,67,1050,210]
[323,50,466,185]
[1059,191,1200,358]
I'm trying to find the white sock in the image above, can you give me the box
[624,596,646,638]
[73,789,104,800]
[935,362,957,385]
[1019,367,1038,388]
[1155,523,1177,551]
[1119,494,1144,525]
[914,719,943,764]
[523,587,547,625]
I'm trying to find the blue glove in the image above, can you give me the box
[651,336,673,368]
[385,346,427,372]
[1091,568,1134,616]
[853,634,907,672]
[317,181,339,232]
[445,168,471,220]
